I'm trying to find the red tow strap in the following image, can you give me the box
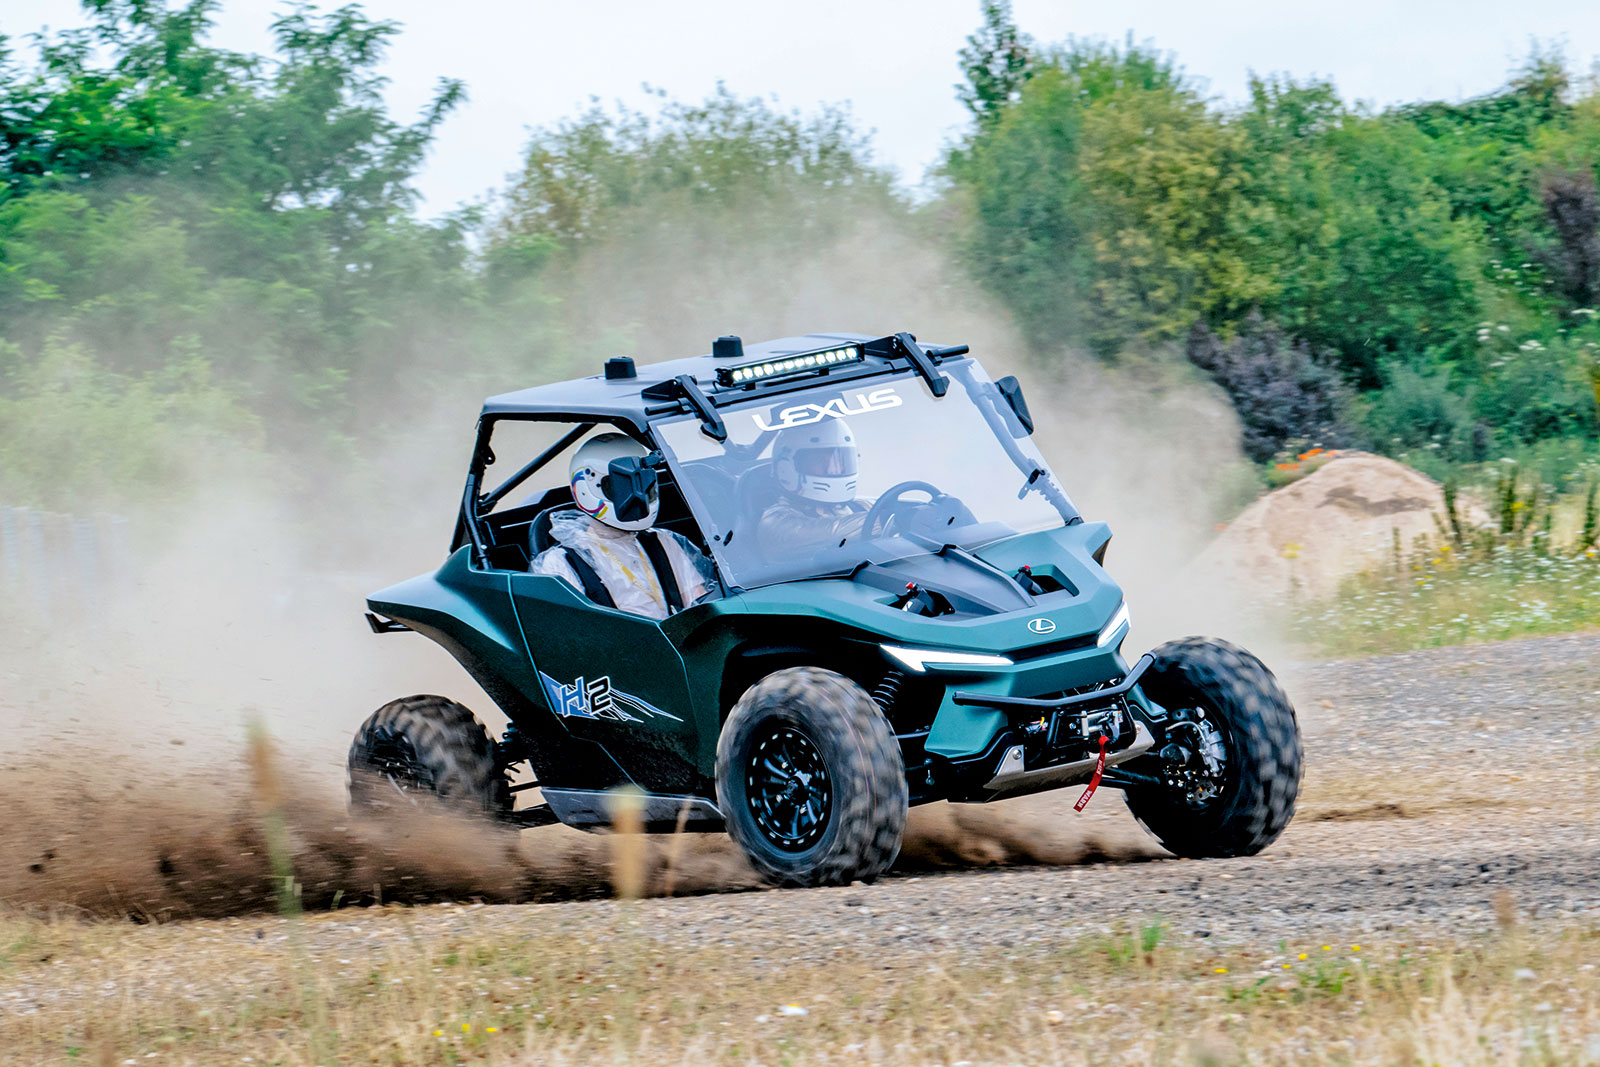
[1073,734,1109,812]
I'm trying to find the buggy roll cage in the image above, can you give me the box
[451,332,974,569]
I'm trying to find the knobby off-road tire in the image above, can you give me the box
[1125,638,1301,858]
[348,695,511,819]
[717,668,908,888]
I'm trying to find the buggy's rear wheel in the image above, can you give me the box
[1124,638,1301,857]
[717,668,906,888]
[348,695,510,820]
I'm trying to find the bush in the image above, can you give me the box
[1350,362,1483,461]
[0,337,263,509]
[1471,326,1600,444]
[1185,313,1353,462]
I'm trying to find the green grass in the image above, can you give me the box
[1295,543,1600,656]
[2,906,1594,1066]
[1293,463,1600,657]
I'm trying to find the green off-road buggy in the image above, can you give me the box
[353,332,1301,886]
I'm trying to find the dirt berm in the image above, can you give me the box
[1196,451,1486,600]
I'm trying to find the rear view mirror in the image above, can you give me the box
[995,375,1034,436]
[602,453,663,523]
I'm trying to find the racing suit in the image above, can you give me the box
[530,511,717,620]
[755,498,868,562]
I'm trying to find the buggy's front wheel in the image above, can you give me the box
[1124,638,1301,858]
[717,668,907,888]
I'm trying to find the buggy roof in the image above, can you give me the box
[481,332,876,429]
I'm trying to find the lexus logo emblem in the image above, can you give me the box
[1027,618,1056,635]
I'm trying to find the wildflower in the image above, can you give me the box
[487,1027,500,1034]
[1214,967,1228,974]
[1322,945,1332,951]
[1298,448,1324,460]
[433,1030,443,1037]
[1275,461,1300,471]
[462,1023,471,1032]
[1351,945,1361,952]
[1298,953,1308,960]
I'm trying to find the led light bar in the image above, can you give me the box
[716,344,863,387]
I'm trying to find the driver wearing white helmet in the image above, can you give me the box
[530,433,717,620]
[755,418,870,559]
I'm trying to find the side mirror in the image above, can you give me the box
[995,375,1034,436]
[602,453,663,523]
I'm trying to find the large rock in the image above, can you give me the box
[1197,451,1483,601]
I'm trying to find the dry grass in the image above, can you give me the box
[1,902,1595,1066]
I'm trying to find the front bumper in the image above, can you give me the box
[950,652,1154,716]
[976,720,1154,798]
[937,653,1160,801]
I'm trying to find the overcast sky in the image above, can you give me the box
[7,0,1600,215]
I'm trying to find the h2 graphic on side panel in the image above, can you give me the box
[539,672,682,723]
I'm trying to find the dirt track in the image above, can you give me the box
[3,631,1596,997]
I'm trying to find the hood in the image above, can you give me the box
[727,521,1125,657]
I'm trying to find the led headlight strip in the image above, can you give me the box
[1096,602,1131,648]
[716,345,863,387]
[880,645,1014,673]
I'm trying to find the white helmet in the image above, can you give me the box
[773,418,859,504]
[570,433,659,531]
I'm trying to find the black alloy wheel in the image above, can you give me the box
[717,667,906,887]
[746,725,833,851]
[347,695,511,819]
[363,728,436,805]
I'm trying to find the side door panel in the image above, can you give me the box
[508,572,703,793]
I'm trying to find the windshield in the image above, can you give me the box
[655,358,1078,589]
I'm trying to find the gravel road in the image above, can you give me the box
[5,631,1595,1018]
[350,629,1597,950]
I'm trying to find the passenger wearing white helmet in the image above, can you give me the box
[530,433,717,620]
[756,418,870,558]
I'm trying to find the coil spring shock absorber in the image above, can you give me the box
[872,669,906,715]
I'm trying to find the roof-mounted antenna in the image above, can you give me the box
[713,335,744,360]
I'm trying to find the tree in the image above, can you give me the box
[0,0,483,507]
[956,1,1035,128]
[948,37,1263,354]
[496,86,885,252]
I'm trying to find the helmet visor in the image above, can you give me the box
[793,446,858,478]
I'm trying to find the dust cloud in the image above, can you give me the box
[1,197,1253,920]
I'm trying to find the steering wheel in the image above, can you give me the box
[861,480,955,539]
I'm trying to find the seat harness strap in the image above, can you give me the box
[561,533,683,615]
[639,530,686,615]
[560,548,617,610]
